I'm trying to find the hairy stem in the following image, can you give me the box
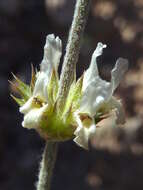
[57,0,90,111]
[37,142,58,190]
[37,1,90,189]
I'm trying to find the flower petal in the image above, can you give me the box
[22,104,48,129]
[33,72,49,100]
[73,113,96,149]
[80,44,128,117]
[19,97,33,114]
[83,42,107,91]
[80,43,110,115]
[108,97,125,124]
[33,34,62,100]
[40,34,62,74]
[111,58,128,93]
[80,78,110,116]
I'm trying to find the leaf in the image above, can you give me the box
[30,64,36,92]
[11,73,31,100]
[63,74,84,117]
[47,69,59,103]
[10,94,25,106]
[72,74,83,111]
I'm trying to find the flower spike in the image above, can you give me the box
[10,37,128,149]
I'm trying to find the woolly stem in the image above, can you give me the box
[57,0,90,111]
[37,1,90,189]
[37,142,58,190]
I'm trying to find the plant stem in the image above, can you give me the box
[57,0,90,111]
[37,142,58,190]
[37,1,90,189]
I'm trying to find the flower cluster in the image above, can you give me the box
[11,34,128,149]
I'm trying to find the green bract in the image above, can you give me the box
[11,34,128,149]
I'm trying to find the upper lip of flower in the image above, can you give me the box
[80,42,128,116]
[33,34,62,101]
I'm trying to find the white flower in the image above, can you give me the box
[11,35,128,149]
[20,34,62,129]
[73,112,96,149]
[34,34,62,100]
[73,42,128,149]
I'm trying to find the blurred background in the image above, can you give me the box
[1,0,143,189]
